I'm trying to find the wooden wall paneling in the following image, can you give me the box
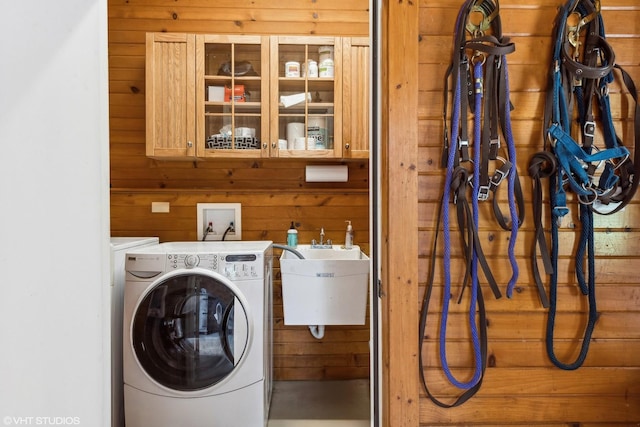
[110,189,370,381]
[107,1,370,36]
[110,190,370,244]
[417,0,640,425]
[381,0,420,425]
[110,160,369,190]
[420,395,640,424]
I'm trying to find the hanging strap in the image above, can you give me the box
[527,152,555,308]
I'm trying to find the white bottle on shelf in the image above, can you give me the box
[307,60,318,78]
[344,220,353,249]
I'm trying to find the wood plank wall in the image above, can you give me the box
[382,0,421,425]
[107,0,370,382]
[418,0,640,425]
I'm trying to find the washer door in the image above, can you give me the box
[131,269,250,392]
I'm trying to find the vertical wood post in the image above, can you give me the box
[380,0,420,425]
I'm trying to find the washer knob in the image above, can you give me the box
[184,254,199,268]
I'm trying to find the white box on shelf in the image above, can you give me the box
[208,86,225,102]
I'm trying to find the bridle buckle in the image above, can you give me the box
[583,121,596,138]
[477,185,491,201]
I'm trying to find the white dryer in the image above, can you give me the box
[110,237,159,427]
[123,241,273,427]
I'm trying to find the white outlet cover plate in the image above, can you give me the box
[196,203,242,241]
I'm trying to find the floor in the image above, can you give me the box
[267,379,370,427]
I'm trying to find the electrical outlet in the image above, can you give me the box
[196,203,242,241]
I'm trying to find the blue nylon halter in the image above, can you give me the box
[542,0,636,370]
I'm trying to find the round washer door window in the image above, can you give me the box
[132,271,250,391]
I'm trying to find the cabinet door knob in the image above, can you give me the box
[264,143,269,149]
[345,143,350,149]
[187,141,193,148]
[271,142,276,149]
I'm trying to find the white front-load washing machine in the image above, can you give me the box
[123,241,273,427]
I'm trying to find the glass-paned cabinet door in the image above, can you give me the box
[196,35,270,158]
[270,36,343,158]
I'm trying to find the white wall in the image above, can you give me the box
[0,1,110,426]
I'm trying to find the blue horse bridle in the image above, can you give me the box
[530,0,639,370]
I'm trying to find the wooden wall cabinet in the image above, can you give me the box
[146,33,369,160]
[145,33,197,159]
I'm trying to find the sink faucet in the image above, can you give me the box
[311,227,332,248]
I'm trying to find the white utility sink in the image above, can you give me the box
[279,245,370,326]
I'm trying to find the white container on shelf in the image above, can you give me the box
[318,58,334,78]
[284,61,300,77]
[318,45,334,62]
[307,116,327,149]
[286,122,305,148]
[318,45,335,78]
[306,60,318,78]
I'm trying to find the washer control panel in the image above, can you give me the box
[167,252,263,280]
[167,253,216,270]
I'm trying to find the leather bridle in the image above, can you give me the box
[530,0,639,370]
[420,0,523,407]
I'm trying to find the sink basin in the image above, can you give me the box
[279,245,370,325]
[289,245,366,260]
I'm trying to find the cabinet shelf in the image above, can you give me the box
[204,75,263,81]
[277,78,334,91]
[204,102,262,109]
